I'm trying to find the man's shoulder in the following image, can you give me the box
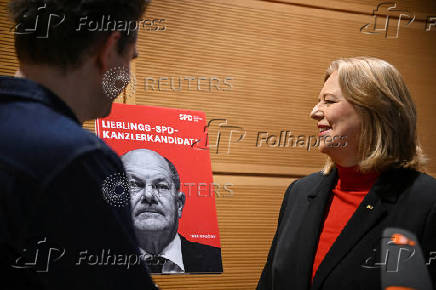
[286,171,325,193]
[400,170,436,207]
[296,171,325,184]
[413,171,436,193]
[180,235,221,255]
[279,171,331,209]
[0,100,115,183]
[179,235,223,273]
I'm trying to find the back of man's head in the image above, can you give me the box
[9,0,147,69]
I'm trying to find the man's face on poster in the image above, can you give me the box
[123,150,184,234]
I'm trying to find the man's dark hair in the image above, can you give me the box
[9,0,148,69]
[164,157,180,192]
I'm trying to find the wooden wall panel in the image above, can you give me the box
[268,0,436,19]
[135,0,436,176]
[0,1,18,76]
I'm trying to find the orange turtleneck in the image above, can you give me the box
[311,165,380,281]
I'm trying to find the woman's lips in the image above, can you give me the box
[318,129,331,136]
[318,126,332,136]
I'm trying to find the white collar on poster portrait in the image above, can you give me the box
[140,233,185,273]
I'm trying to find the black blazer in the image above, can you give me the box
[180,235,223,273]
[257,167,436,290]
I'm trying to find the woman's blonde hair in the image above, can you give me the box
[322,57,426,174]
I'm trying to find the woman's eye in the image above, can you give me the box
[324,100,335,104]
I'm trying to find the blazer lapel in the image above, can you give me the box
[274,170,337,290]
[311,168,407,289]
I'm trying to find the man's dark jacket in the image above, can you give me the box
[257,167,436,290]
[0,76,156,289]
[180,235,222,273]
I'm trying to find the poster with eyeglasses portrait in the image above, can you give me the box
[96,103,222,274]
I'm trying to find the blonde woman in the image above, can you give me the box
[257,57,436,290]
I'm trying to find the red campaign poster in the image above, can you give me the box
[96,103,222,274]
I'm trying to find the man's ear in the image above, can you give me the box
[176,191,185,219]
[96,31,121,73]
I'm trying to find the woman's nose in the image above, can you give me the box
[310,104,323,120]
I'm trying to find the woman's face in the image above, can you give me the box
[310,71,362,167]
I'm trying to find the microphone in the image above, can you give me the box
[381,228,432,290]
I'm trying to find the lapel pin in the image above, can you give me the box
[366,205,374,210]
